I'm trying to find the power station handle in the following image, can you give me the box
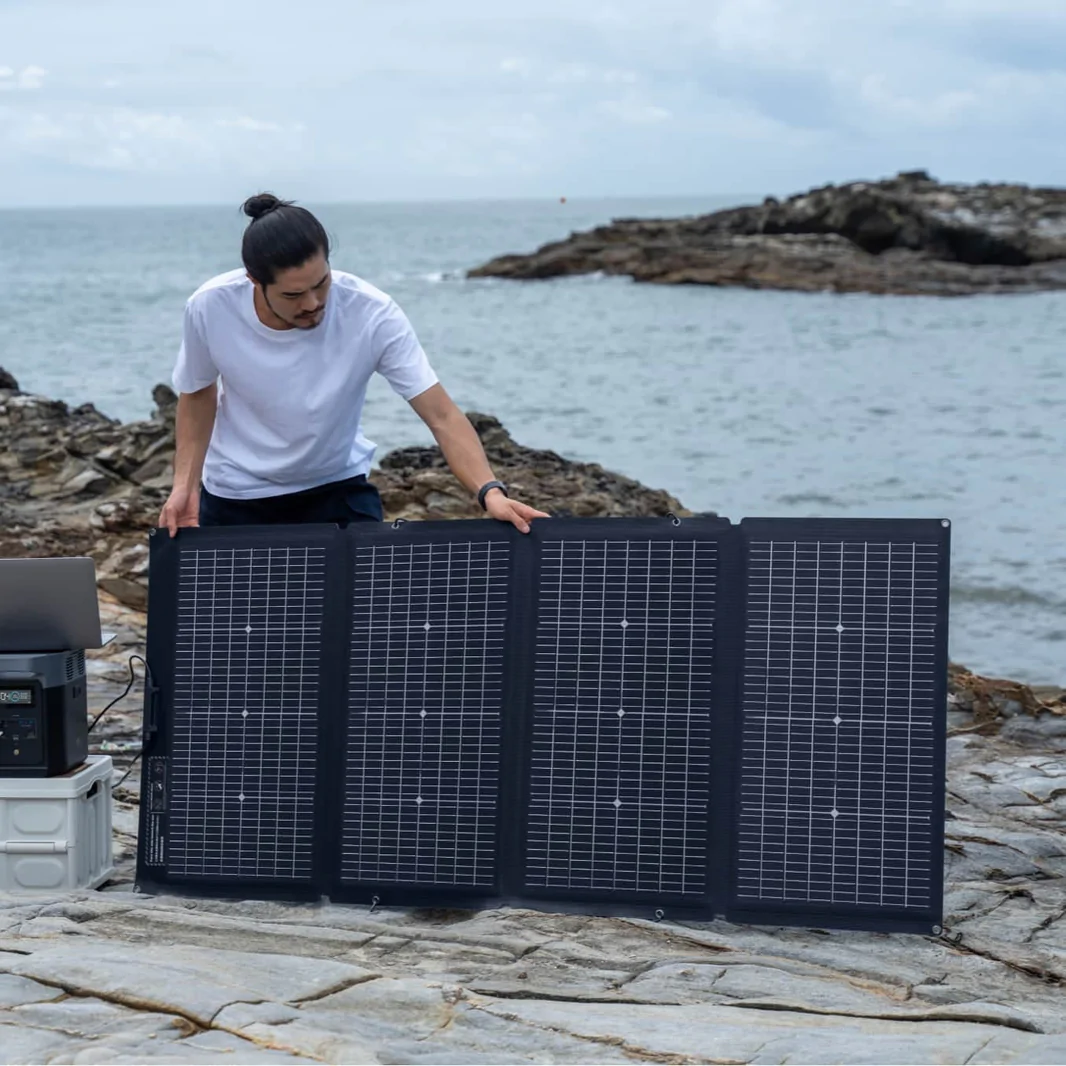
[0,840,70,853]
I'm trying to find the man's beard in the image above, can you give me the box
[264,291,326,329]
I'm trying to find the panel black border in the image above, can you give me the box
[724,517,951,934]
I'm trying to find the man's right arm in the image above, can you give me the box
[159,384,218,536]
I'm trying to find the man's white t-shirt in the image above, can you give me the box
[173,269,438,499]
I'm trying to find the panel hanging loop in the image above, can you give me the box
[392,518,407,530]
[665,512,682,528]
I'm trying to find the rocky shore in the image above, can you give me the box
[0,597,1059,1064]
[468,171,1066,296]
[0,369,685,610]
[2,371,1065,1063]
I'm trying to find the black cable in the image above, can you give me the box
[89,654,152,732]
[88,654,156,791]
[114,750,142,789]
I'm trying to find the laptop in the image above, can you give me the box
[0,557,109,652]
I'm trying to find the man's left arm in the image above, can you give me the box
[409,384,549,534]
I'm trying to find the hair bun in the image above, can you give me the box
[242,192,284,221]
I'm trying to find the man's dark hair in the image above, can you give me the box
[240,193,330,286]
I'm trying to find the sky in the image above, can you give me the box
[1,0,1065,207]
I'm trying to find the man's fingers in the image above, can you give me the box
[485,496,548,533]
[513,501,550,519]
[517,505,550,522]
[503,501,531,534]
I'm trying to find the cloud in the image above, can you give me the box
[0,103,304,173]
[215,115,287,133]
[546,62,639,85]
[499,57,532,76]
[2,0,1066,204]
[598,98,671,124]
[857,75,979,128]
[0,64,46,90]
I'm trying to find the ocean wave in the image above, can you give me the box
[776,492,850,507]
[951,583,1065,611]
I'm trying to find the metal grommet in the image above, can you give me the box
[665,512,682,528]
[932,924,942,936]
[654,909,665,922]
[369,895,380,914]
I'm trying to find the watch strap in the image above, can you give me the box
[477,480,509,510]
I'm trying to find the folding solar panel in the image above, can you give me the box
[727,519,950,933]
[334,523,512,904]
[138,526,347,898]
[519,520,732,913]
[138,512,949,933]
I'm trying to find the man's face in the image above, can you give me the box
[261,254,332,329]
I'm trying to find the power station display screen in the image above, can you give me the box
[0,689,34,705]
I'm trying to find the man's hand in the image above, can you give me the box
[159,485,200,537]
[408,386,552,534]
[484,489,549,534]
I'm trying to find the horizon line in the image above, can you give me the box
[0,191,761,213]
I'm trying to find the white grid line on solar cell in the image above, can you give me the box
[169,546,325,880]
[736,540,940,909]
[342,541,507,887]
[525,539,715,896]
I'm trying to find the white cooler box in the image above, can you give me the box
[0,755,114,892]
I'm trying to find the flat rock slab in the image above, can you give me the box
[0,941,379,1026]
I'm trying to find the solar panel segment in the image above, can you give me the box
[138,526,344,897]
[522,526,722,904]
[728,519,949,933]
[337,531,510,896]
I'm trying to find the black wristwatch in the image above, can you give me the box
[477,480,509,510]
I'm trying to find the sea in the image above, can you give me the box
[1,196,1064,684]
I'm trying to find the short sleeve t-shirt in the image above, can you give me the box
[172,269,438,499]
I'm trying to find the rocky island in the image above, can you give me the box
[1,371,1065,1063]
[468,171,1066,296]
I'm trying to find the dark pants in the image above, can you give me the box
[199,475,383,527]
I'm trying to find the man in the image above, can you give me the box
[159,192,548,534]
